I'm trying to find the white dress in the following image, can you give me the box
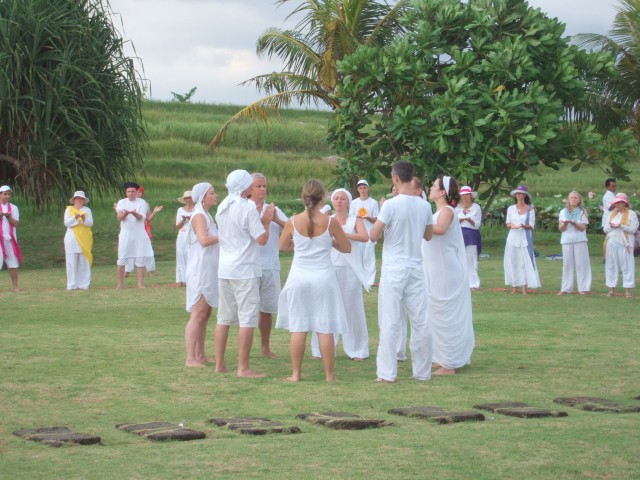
[185,206,219,311]
[422,206,475,369]
[311,215,369,359]
[116,197,153,263]
[175,207,192,283]
[277,217,348,334]
[504,205,541,288]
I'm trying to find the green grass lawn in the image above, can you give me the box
[1,249,639,479]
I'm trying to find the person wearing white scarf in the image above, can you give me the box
[214,170,275,377]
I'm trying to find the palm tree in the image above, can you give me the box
[576,0,640,136]
[209,0,409,149]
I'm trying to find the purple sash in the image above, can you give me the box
[524,206,535,269]
[461,227,481,256]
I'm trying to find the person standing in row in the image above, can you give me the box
[277,180,351,382]
[214,170,274,377]
[116,182,154,289]
[175,191,194,287]
[370,160,434,383]
[557,191,591,295]
[184,183,219,367]
[350,179,379,286]
[600,178,617,229]
[604,192,638,298]
[504,185,540,294]
[0,185,22,292]
[250,173,288,358]
[424,176,475,376]
[64,191,93,290]
[456,186,482,290]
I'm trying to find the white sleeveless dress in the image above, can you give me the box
[277,217,348,334]
[185,206,219,311]
[422,206,475,369]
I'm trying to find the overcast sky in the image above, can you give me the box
[108,0,620,106]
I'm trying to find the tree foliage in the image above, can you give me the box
[576,0,640,136]
[328,0,637,209]
[0,0,145,208]
[171,87,197,103]
[209,0,409,149]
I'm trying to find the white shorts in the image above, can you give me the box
[217,278,260,328]
[117,256,151,268]
[258,269,281,314]
[2,239,19,268]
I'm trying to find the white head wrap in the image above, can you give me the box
[217,170,253,215]
[191,182,212,206]
[443,176,451,197]
[330,188,352,204]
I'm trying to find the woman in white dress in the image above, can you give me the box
[64,191,93,290]
[455,186,482,290]
[175,191,194,287]
[558,191,591,295]
[423,175,475,376]
[504,185,541,294]
[184,182,219,367]
[277,180,351,382]
[311,188,370,360]
[604,192,638,298]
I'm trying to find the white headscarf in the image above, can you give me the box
[331,188,352,204]
[217,170,253,215]
[443,176,451,197]
[191,182,212,206]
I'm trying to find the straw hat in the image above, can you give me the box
[69,190,89,203]
[177,191,193,204]
[459,186,478,198]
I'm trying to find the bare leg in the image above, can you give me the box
[214,324,230,372]
[237,327,265,377]
[318,333,336,382]
[185,298,211,367]
[259,312,276,358]
[117,265,125,289]
[9,268,19,292]
[521,285,527,295]
[625,288,632,299]
[137,266,145,288]
[287,332,307,382]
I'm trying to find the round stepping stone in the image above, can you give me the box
[209,417,301,435]
[116,422,206,441]
[13,427,101,447]
[296,412,391,430]
[388,406,485,424]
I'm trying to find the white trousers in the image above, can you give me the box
[65,253,91,290]
[376,266,431,382]
[361,240,377,286]
[605,243,635,288]
[560,242,592,293]
[465,245,480,289]
[396,306,408,361]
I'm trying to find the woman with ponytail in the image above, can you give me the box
[277,180,351,382]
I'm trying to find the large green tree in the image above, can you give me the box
[577,0,640,136]
[328,0,636,208]
[209,0,409,149]
[0,0,145,207]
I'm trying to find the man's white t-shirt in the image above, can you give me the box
[350,197,379,233]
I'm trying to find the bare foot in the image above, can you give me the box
[511,288,518,294]
[376,378,394,383]
[215,364,230,373]
[285,376,301,382]
[325,375,337,382]
[261,350,277,359]
[124,272,130,278]
[185,360,206,368]
[116,284,123,290]
[351,357,364,361]
[197,356,214,364]
[557,291,568,295]
[13,287,21,292]
[471,287,479,292]
[237,369,266,378]
[432,363,442,369]
[137,284,146,289]
[607,291,615,297]
[433,367,456,375]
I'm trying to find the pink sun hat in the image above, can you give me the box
[459,186,478,198]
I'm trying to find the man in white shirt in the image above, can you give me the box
[0,185,21,292]
[250,173,287,358]
[370,161,434,383]
[214,170,275,377]
[601,178,617,228]
[350,179,379,286]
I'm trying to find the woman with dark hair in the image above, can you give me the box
[504,185,541,294]
[423,175,475,376]
[277,180,351,382]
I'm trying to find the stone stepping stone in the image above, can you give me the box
[13,426,101,448]
[296,412,390,430]
[388,406,485,424]
[554,397,640,413]
[115,422,206,441]
[474,402,568,418]
[209,416,301,435]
